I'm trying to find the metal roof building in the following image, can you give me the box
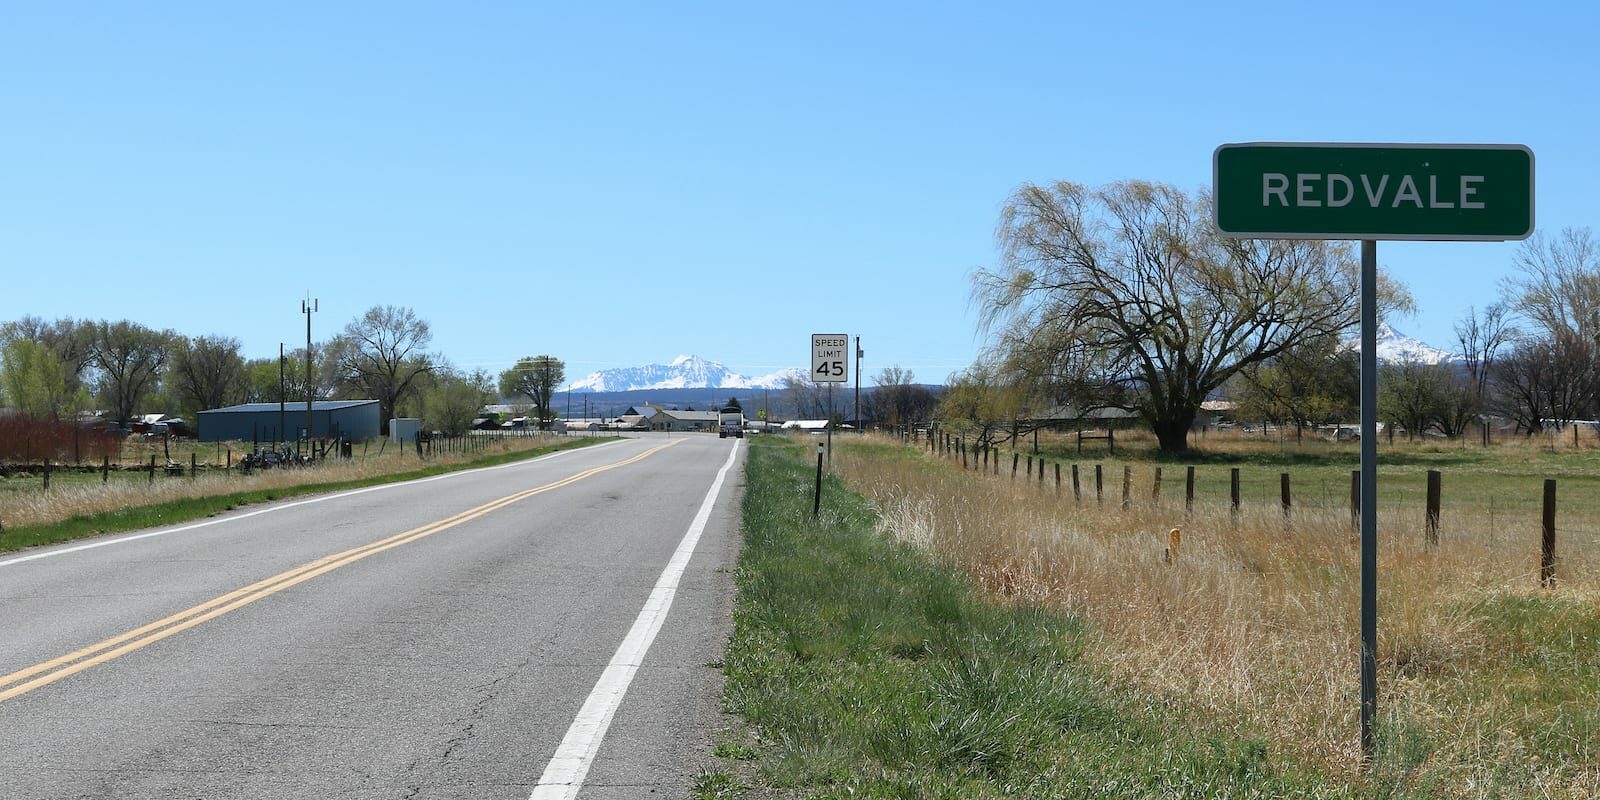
[196,400,382,443]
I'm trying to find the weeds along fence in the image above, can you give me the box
[0,429,566,532]
[903,429,1599,589]
[836,431,1600,786]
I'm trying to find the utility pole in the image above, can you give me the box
[301,297,318,455]
[278,343,286,447]
[854,336,863,431]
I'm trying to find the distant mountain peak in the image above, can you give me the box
[565,356,805,392]
[1343,323,1459,365]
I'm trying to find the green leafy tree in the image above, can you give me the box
[1378,361,1453,440]
[499,355,565,429]
[1235,339,1358,441]
[426,368,494,437]
[1,338,80,420]
[937,361,1030,448]
[1,316,97,398]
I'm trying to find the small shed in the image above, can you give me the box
[196,400,382,443]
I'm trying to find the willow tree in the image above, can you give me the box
[975,180,1407,452]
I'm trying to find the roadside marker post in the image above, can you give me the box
[812,442,824,520]
[1215,141,1534,760]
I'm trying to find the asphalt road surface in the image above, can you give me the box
[0,433,745,799]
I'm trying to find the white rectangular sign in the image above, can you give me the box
[811,333,848,383]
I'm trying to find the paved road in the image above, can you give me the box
[0,434,745,799]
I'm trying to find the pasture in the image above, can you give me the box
[830,429,1600,797]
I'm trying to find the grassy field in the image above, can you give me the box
[715,436,1370,798]
[0,433,608,553]
[822,430,1600,797]
[923,428,1600,575]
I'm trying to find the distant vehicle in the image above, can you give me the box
[718,406,744,439]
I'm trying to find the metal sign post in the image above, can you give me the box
[1215,141,1534,760]
[1358,239,1378,755]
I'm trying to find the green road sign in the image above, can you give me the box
[1214,143,1534,241]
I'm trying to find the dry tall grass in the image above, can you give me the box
[834,434,1600,797]
[0,436,560,531]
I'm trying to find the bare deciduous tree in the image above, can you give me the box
[332,306,436,431]
[169,335,248,417]
[1454,304,1515,403]
[1502,228,1600,341]
[864,365,937,428]
[91,320,176,425]
[498,355,564,429]
[975,180,1411,452]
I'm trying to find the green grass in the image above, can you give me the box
[0,437,608,554]
[719,437,1390,798]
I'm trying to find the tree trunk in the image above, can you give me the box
[1152,417,1191,453]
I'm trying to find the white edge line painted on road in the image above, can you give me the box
[0,438,628,569]
[530,438,742,800]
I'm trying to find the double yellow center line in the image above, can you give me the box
[0,440,678,704]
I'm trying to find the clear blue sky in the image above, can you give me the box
[3,3,1596,386]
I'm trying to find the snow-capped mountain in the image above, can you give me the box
[1343,323,1460,366]
[565,355,806,392]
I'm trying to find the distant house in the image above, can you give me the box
[649,408,719,432]
[782,419,831,432]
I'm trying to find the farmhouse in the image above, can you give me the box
[196,400,382,443]
[649,408,719,432]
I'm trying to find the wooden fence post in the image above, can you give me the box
[1012,453,1019,479]
[148,454,156,486]
[1350,469,1360,533]
[1425,470,1441,549]
[1152,467,1163,503]
[961,439,968,470]
[1095,464,1103,505]
[1121,466,1131,510]
[1541,479,1557,587]
[1038,459,1045,488]
[1054,463,1061,494]
[1185,466,1195,517]
[1230,467,1241,524]
[1281,472,1292,522]
[43,458,51,491]
[102,454,110,484]
[1026,455,1033,478]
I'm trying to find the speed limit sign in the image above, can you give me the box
[810,333,848,383]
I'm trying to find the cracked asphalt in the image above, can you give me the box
[0,434,744,799]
